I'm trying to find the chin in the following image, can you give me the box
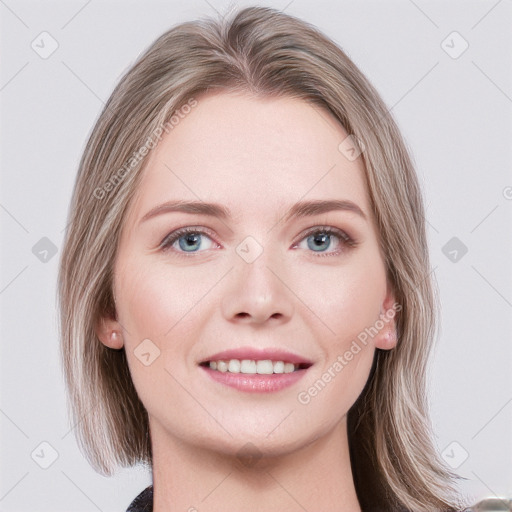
[201,415,341,463]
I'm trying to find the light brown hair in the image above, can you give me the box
[58,6,466,511]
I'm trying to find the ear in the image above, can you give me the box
[95,315,124,350]
[374,282,399,351]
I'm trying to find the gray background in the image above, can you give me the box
[1,0,511,510]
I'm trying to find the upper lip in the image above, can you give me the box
[200,347,313,366]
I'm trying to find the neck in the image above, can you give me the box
[151,417,362,512]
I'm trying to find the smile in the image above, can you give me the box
[201,359,311,374]
[198,348,313,393]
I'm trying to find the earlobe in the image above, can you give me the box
[374,286,399,351]
[374,323,397,351]
[96,317,124,349]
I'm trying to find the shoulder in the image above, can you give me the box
[126,484,153,512]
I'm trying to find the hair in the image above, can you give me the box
[58,6,467,511]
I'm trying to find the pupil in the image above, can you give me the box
[180,233,200,251]
[309,233,329,251]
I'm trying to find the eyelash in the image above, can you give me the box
[159,225,358,258]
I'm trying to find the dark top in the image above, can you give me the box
[125,484,472,511]
[125,484,395,511]
[126,485,153,512]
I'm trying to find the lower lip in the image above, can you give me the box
[200,366,309,393]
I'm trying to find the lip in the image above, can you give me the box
[200,366,309,393]
[198,346,313,393]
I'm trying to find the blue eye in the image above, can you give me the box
[160,227,216,253]
[160,226,357,257]
[294,226,356,256]
[306,230,338,252]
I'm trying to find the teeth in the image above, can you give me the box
[208,359,300,374]
[284,362,295,373]
[217,361,228,372]
[228,359,241,373]
[273,361,284,374]
[240,359,257,373]
[255,360,273,374]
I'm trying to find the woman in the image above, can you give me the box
[58,6,468,511]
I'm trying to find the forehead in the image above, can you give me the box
[126,91,371,227]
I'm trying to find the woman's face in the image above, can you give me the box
[102,91,396,458]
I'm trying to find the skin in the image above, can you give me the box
[97,91,397,511]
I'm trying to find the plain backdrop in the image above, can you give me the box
[1,1,511,510]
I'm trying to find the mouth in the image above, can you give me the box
[199,359,312,374]
[198,347,313,393]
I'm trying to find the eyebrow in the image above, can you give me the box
[139,198,367,225]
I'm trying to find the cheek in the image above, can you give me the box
[297,252,387,346]
[113,258,212,409]
[115,256,213,341]
[291,249,385,410]
[294,262,381,419]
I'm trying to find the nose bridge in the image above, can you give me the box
[220,232,294,324]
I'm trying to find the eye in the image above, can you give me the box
[293,226,357,257]
[159,225,357,257]
[160,227,218,254]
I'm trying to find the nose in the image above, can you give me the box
[220,244,294,326]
